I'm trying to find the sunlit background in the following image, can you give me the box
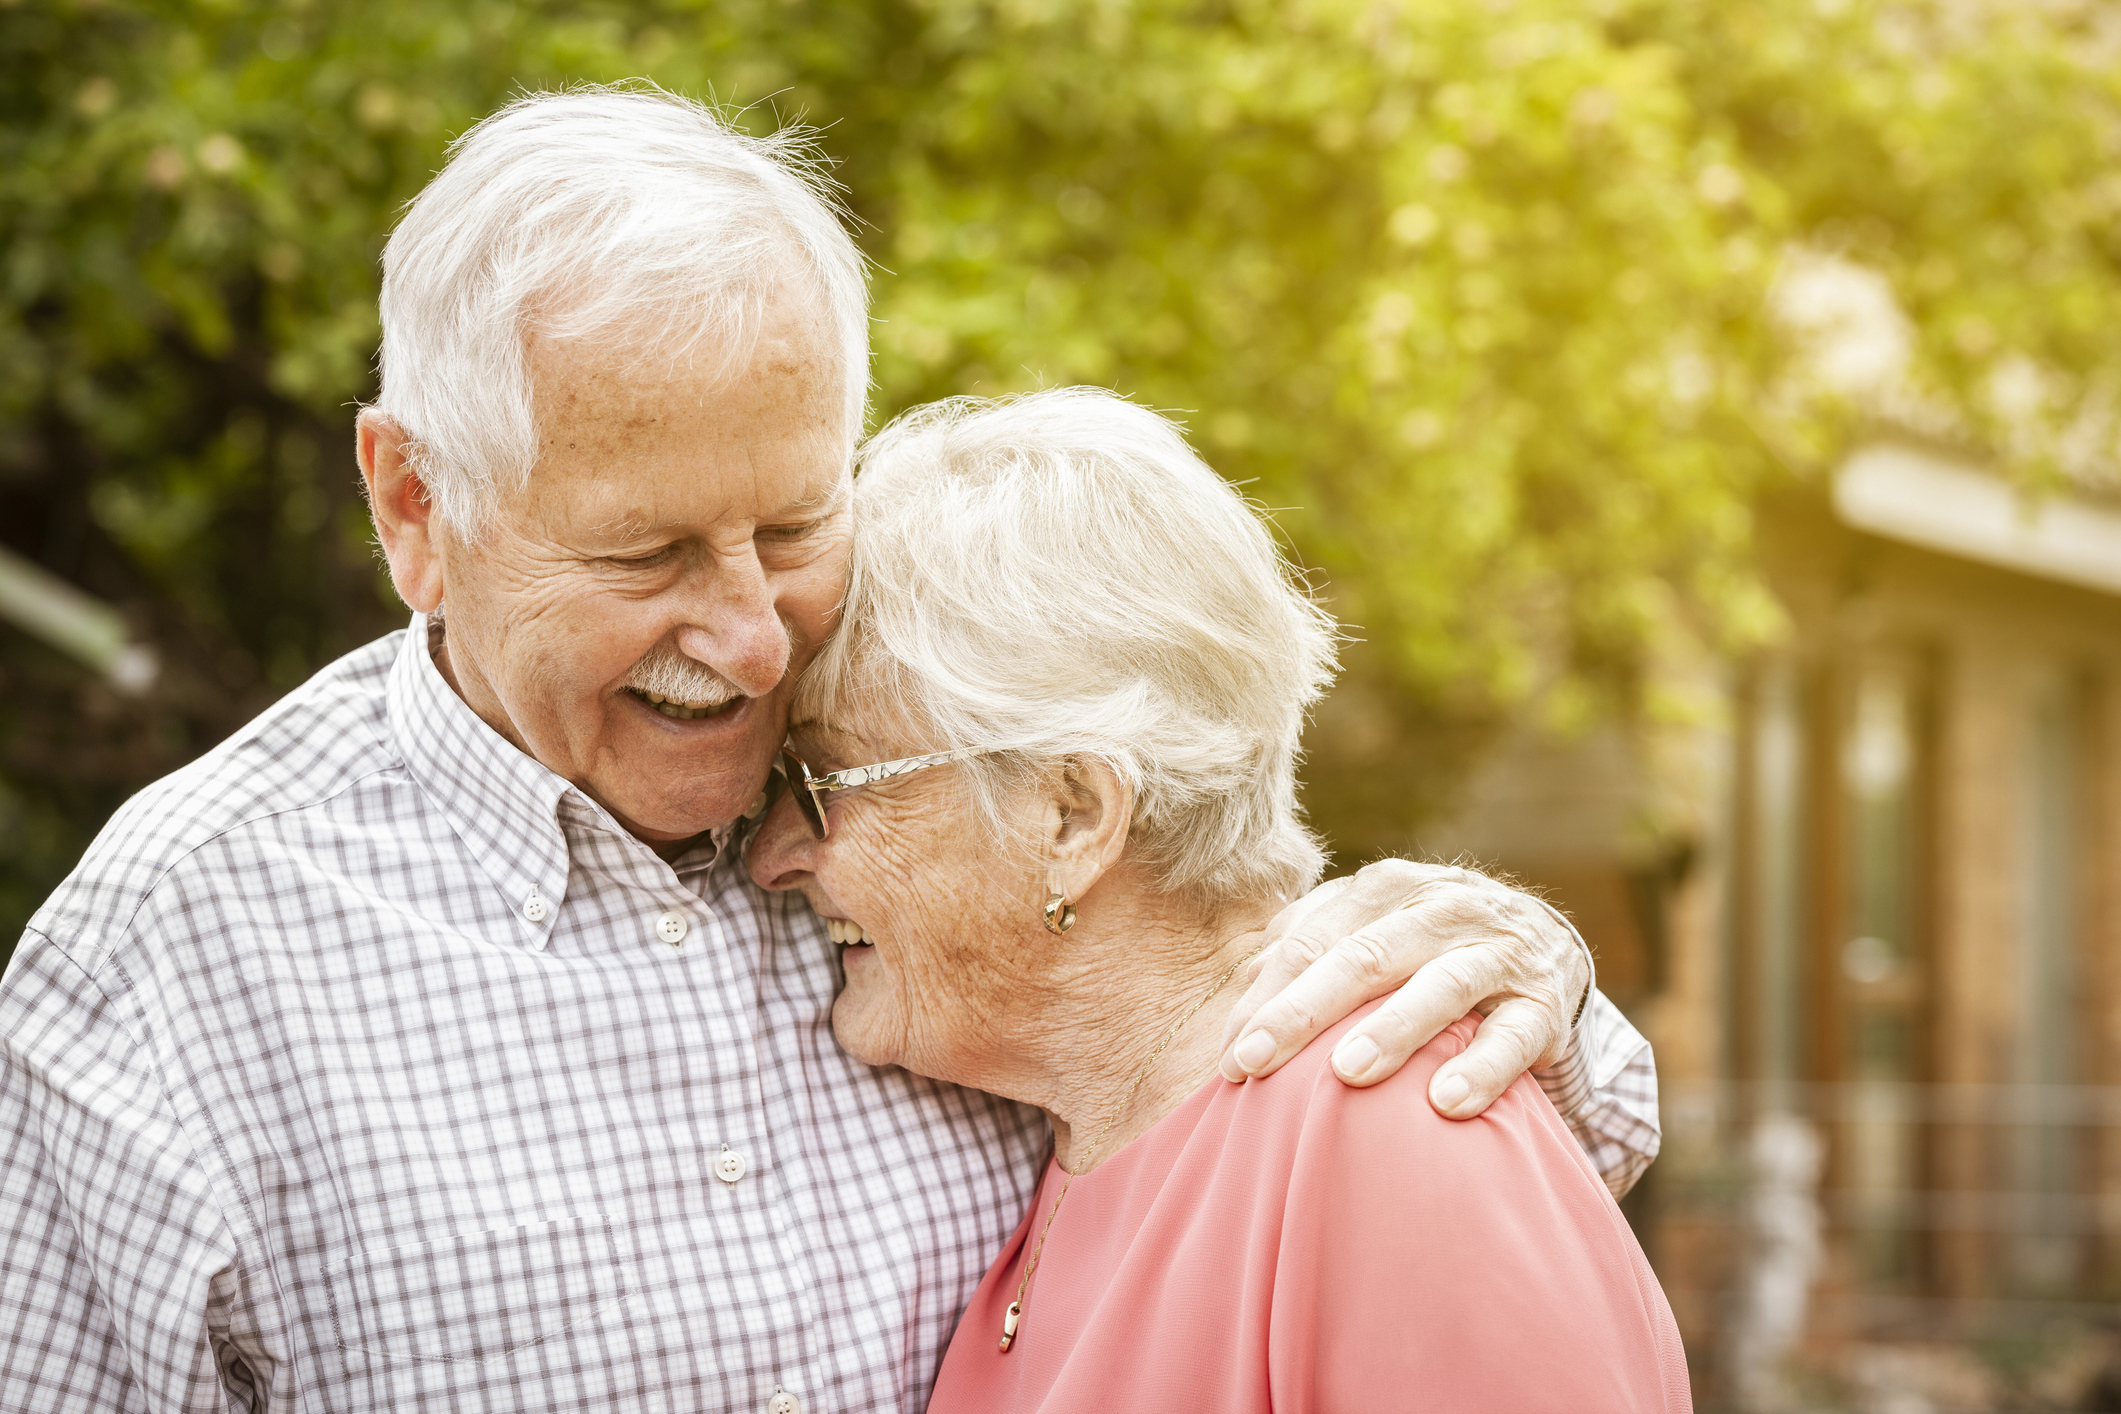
[7,1,2121,1407]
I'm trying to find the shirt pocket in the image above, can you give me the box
[327,1214,633,1366]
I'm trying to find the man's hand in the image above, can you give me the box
[1217,859,1590,1119]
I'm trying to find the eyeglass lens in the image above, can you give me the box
[780,750,829,839]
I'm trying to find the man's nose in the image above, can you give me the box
[674,546,789,698]
[746,790,818,893]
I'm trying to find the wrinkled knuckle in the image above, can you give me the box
[1338,931,1398,987]
[1433,941,1488,980]
[1522,980,1564,1019]
[1432,942,1482,979]
[1432,947,1497,1004]
[1508,1005,1565,1053]
[1279,928,1334,967]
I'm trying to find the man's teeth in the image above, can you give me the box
[827,918,868,945]
[631,688,737,721]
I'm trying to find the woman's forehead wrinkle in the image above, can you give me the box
[792,720,871,760]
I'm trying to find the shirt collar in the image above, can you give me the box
[385,615,747,945]
[385,614,575,946]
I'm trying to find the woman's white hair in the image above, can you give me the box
[371,84,869,535]
[803,388,1340,904]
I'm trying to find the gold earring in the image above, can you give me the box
[1042,894,1077,935]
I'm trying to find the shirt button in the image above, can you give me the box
[655,910,689,946]
[714,1146,748,1184]
[523,893,551,923]
[768,1389,801,1414]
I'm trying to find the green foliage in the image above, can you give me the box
[4,0,2121,948]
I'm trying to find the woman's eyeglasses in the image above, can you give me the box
[778,745,998,840]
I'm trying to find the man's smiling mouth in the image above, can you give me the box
[627,687,742,722]
[826,917,868,945]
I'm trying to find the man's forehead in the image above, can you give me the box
[580,470,850,536]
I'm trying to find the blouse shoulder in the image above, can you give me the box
[1254,1003,1691,1413]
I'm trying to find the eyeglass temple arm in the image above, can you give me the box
[809,746,995,792]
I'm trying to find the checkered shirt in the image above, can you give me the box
[1535,959,1663,1200]
[0,617,1658,1413]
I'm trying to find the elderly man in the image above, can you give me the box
[0,88,1658,1413]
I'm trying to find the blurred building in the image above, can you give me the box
[1416,443,2121,1411]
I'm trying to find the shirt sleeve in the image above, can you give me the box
[1533,989,1662,1200]
[1266,1018,1691,1414]
[1,931,247,1413]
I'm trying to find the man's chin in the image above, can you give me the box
[592,701,783,844]
[605,776,769,842]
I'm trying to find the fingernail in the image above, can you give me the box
[1234,1030,1276,1074]
[1332,1035,1380,1082]
[1433,1071,1472,1115]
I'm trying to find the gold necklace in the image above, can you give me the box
[997,943,1264,1354]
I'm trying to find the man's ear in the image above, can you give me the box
[1041,759,1134,906]
[356,411,447,614]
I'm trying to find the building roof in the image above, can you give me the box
[1834,444,2121,600]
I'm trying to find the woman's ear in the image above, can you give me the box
[1041,759,1133,906]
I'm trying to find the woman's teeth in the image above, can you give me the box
[827,918,867,945]
[629,688,737,721]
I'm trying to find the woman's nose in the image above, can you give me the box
[746,789,818,892]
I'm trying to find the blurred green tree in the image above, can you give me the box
[4,0,2119,953]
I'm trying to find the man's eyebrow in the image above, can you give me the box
[775,477,852,519]
[580,477,848,539]
[587,512,666,539]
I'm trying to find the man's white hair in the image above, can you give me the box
[371,84,869,535]
[802,388,1339,904]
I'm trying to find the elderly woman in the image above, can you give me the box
[747,389,1688,1412]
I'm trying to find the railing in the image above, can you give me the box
[1641,1083,2121,1412]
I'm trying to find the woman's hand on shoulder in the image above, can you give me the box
[1214,860,1588,1120]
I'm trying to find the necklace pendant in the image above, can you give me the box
[998,1300,1022,1352]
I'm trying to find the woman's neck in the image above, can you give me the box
[992,896,1277,1175]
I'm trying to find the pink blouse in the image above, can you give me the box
[927,1006,1691,1413]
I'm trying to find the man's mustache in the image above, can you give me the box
[622,644,745,706]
